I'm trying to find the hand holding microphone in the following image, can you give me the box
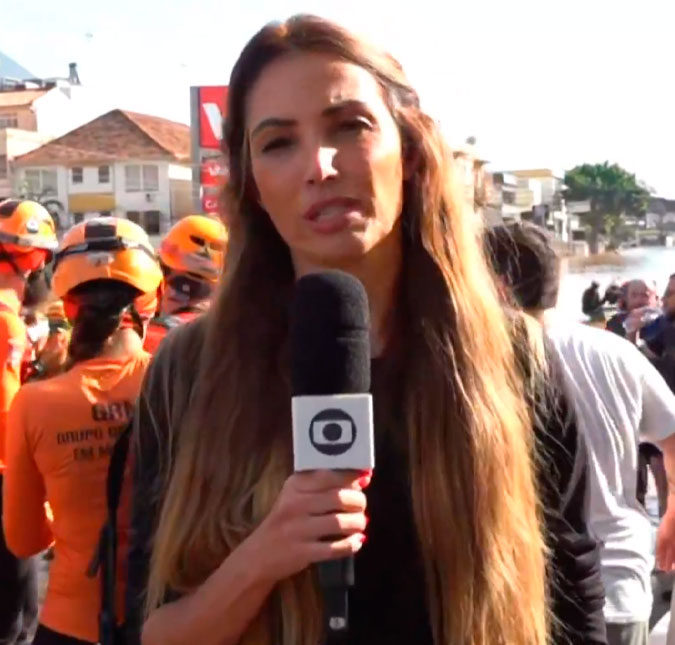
[248,469,370,583]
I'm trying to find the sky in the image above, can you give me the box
[2,0,674,194]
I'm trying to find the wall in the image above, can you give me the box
[168,163,193,220]
[32,89,83,137]
[113,160,172,233]
[67,164,114,195]
[168,163,191,181]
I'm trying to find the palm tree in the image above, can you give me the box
[565,162,650,253]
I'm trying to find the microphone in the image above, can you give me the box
[290,271,375,636]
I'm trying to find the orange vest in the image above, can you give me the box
[2,350,152,641]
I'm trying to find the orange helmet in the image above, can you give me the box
[0,199,58,273]
[158,215,227,283]
[53,217,163,321]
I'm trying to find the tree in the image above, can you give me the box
[564,162,650,254]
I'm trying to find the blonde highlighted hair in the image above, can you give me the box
[147,15,548,645]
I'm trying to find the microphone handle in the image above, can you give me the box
[317,556,354,634]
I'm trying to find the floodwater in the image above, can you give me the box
[559,247,675,321]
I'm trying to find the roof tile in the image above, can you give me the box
[15,109,190,166]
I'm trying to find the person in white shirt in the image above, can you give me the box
[487,222,675,645]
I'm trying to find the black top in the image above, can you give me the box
[606,312,628,338]
[125,318,605,645]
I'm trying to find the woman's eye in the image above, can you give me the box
[339,119,372,133]
[261,137,293,153]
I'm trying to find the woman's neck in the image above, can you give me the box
[98,328,144,360]
[293,224,402,357]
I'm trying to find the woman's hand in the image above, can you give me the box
[244,469,370,584]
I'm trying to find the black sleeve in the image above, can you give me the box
[124,319,204,645]
[536,383,607,645]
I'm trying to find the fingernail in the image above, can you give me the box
[358,475,372,489]
[364,515,370,527]
[358,533,367,544]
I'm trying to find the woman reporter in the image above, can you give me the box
[127,15,597,645]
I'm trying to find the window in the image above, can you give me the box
[0,155,7,180]
[126,211,141,225]
[144,210,161,235]
[0,113,18,129]
[98,165,110,184]
[24,168,57,194]
[142,165,159,192]
[125,164,159,192]
[71,167,83,184]
[125,166,141,192]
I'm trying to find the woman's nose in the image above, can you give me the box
[305,146,339,185]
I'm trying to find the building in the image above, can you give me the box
[0,62,94,201]
[646,197,675,232]
[14,109,193,233]
[510,169,574,240]
[451,137,502,224]
[489,172,520,223]
[0,128,53,201]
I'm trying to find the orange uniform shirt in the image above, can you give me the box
[0,288,27,472]
[2,349,152,642]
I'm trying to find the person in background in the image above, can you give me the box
[606,279,659,341]
[2,217,162,645]
[144,214,227,354]
[21,300,71,383]
[583,280,606,321]
[488,221,675,645]
[605,277,667,518]
[0,199,57,645]
[604,282,623,307]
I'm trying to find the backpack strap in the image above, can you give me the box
[87,423,132,645]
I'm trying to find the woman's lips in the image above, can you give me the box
[303,198,364,234]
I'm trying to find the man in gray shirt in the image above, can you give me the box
[488,222,675,645]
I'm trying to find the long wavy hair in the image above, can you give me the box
[147,15,548,645]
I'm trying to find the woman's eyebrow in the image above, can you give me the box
[251,117,296,138]
[251,100,371,137]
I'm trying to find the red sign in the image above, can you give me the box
[202,192,220,214]
[198,86,228,149]
[201,158,228,187]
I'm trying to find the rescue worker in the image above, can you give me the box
[144,214,226,353]
[2,217,162,645]
[0,199,57,645]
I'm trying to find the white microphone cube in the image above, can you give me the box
[292,394,375,472]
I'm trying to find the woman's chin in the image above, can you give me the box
[295,236,372,271]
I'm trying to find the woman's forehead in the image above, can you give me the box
[245,53,384,125]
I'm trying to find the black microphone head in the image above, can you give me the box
[291,271,370,396]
